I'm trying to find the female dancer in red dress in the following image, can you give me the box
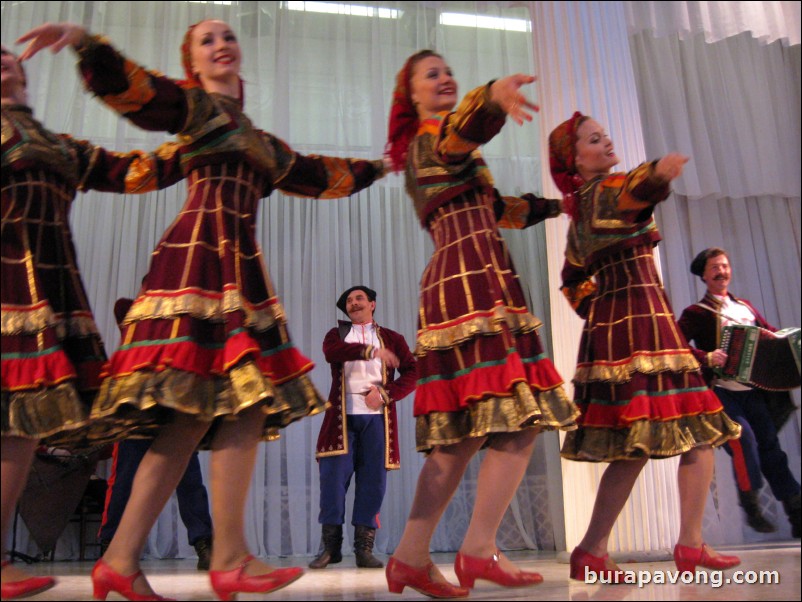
[18,21,386,601]
[382,50,579,598]
[2,44,186,600]
[549,112,742,579]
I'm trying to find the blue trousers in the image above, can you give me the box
[318,414,387,529]
[98,439,213,545]
[716,387,800,501]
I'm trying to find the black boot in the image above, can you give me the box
[193,536,212,571]
[354,525,383,568]
[309,524,343,569]
[783,492,801,538]
[738,490,777,533]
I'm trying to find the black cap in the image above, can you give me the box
[690,248,727,277]
[336,286,377,314]
[113,298,134,329]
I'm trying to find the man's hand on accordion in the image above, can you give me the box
[709,349,727,368]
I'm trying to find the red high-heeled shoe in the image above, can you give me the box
[385,556,469,599]
[209,555,303,602]
[1,560,56,600]
[91,558,174,601]
[673,543,741,574]
[569,547,626,583]
[454,550,543,588]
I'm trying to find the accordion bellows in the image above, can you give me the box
[719,325,801,391]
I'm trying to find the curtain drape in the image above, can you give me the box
[2,0,563,560]
[625,0,800,46]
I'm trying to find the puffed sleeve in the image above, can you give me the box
[66,136,185,194]
[601,161,671,222]
[433,84,507,163]
[561,258,597,320]
[75,33,192,134]
[494,190,561,230]
[267,134,386,199]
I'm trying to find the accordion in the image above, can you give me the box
[718,325,801,391]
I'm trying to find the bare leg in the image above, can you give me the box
[677,445,713,549]
[207,404,277,575]
[460,429,538,572]
[578,457,648,558]
[1,436,39,585]
[392,436,486,579]
[102,414,209,595]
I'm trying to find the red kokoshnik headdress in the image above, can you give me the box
[385,50,440,173]
[548,111,588,220]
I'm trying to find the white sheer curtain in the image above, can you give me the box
[626,0,800,46]
[627,1,802,545]
[2,1,563,560]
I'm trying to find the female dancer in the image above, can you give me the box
[549,112,742,579]
[18,21,386,601]
[1,44,186,600]
[383,50,579,598]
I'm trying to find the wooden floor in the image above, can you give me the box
[10,542,800,601]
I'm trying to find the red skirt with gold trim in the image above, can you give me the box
[2,170,104,445]
[89,164,326,445]
[413,194,578,452]
[560,245,741,461]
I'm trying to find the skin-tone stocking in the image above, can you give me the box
[392,437,485,582]
[207,404,278,576]
[102,414,209,595]
[677,445,714,549]
[1,436,39,585]
[460,430,538,573]
[578,457,648,560]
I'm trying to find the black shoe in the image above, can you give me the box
[194,536,212,571]
[354,525,383,569]
[309,524,343,569]
[738,490,777,533]
[783,493,801,539]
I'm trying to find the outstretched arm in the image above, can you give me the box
[67,137,185,194]
[267,135,386,199]
[19,22,190,134]
[494,191,561,230]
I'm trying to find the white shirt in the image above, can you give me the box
[713,294,757,392]
[343,322,384,414]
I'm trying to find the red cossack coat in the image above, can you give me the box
[314,321,416,469]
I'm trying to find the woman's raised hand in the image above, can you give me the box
[16,22,87,61]
[490,74,539,126]
[655,153,689,182]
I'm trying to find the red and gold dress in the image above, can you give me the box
[1,104,184,446]
[404,85,578,452]
[559,163,740,461]
[72,35,386,442]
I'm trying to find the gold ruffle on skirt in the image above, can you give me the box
[2,384,94,443]
[560,410,742,462]
[415,381,579,453]
[89,360,326,447]
[416,306,542,353]
[573,351,701,385]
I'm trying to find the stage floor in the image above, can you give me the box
[12,542,800,601]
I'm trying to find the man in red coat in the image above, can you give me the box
[310,286,416,569]
[678,248,799,538]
